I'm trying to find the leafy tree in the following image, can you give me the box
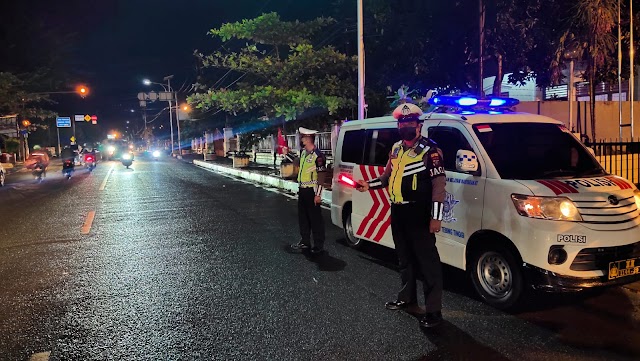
[188,12,357,140]
[555,0,617,140]
[0,71,57,120]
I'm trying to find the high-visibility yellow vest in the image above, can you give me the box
[298,148,322,187]
[389,139,432,203]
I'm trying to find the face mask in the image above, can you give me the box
[399,127,417,141]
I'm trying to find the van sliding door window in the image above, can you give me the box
[428,127,473,172]
[364,128,401,166]
[341,130,368,164]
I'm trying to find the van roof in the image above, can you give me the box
[426,111,563,125]
[341,112,563,127]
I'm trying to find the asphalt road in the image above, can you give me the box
[0,156,639,361]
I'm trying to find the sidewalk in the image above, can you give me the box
[187,153,333,204]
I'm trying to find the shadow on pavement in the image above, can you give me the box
[345,238,477,300]
[416,320,512,361]
[281,244,347,272]
[303,250,347,272]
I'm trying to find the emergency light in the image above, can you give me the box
[428,95,519,109]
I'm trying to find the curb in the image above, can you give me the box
[193,159,332,204]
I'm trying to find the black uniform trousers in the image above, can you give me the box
[390,202,443,313]
[298,187,325,249]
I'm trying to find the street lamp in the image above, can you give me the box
[143,76,177,154]
[563,40,582,133]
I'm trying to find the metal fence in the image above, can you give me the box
[256,132,333,155]
[586,140,639,185]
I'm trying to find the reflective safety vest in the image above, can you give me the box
[388,138,433,203]
[298,148,323,188]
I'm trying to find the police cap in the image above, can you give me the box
[392,103,423,123]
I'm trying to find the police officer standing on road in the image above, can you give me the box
[290,127,328,255]
[356,103,446,328]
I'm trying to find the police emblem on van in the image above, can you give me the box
[443,192,460,223]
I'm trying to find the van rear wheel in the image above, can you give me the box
[343,213,362,249]
[470,246,524,310]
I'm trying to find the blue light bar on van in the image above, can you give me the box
[428,95,519,108]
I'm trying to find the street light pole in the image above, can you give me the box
[631,0,635,139]
[164,75,175,155]
[619,0,623,141]
[175,93,182,156]
[357,0,365,120]
[569,59,575,131]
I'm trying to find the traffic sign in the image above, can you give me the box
[84,115,91,122]
[56,117,72,128]
[91,115,97,121]
[91,119,97,125]
[70,136,76,143]
[75,115,84,122]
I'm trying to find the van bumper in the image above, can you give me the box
[523,263,640,292]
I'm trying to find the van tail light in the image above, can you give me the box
[338,174,356,187]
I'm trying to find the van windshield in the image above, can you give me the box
[473,122,605,180]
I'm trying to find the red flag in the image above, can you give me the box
[277,128,288,154]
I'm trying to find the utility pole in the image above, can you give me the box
[357,0,366,120]
[175,91,182,156]
[631,0,635,139]
[479,0,485,98]
[619,0,623,141]
[165,75,175,154]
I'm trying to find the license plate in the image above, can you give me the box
[608,257,640,280]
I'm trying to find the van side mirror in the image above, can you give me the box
[456,150,479,173]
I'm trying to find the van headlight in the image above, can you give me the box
[634,189,640,209]
[511,194,582,221]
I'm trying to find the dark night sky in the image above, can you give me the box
[2,0,343,138]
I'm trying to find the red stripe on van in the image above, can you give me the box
[606,176,632,190]
[356,165,379,237]
[537,180,564,195]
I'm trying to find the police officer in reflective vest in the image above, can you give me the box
[356,103,446,328]
[290,127,328,254]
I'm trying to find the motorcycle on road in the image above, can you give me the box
[84,153,97,172]
[62,159,74,179]
[121,152,133,169]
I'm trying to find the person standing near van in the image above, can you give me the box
[290,127,328,255]
[356,103,446,328]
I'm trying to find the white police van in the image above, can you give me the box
[331,95,640,309]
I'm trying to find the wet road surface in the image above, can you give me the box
[0,156,639,360]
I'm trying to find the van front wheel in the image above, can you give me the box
[470,247,524,310]
[343,213,362,249]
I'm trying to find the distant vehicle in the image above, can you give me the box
[121,152,133,169]
[100,139,129,160]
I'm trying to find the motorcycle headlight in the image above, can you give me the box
[122,153,132,160]
[152,150,161,157]
[634,189,640,210]
[511,194,582,221]
[108,146,116,152]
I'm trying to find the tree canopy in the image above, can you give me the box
[188,12,357,132]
